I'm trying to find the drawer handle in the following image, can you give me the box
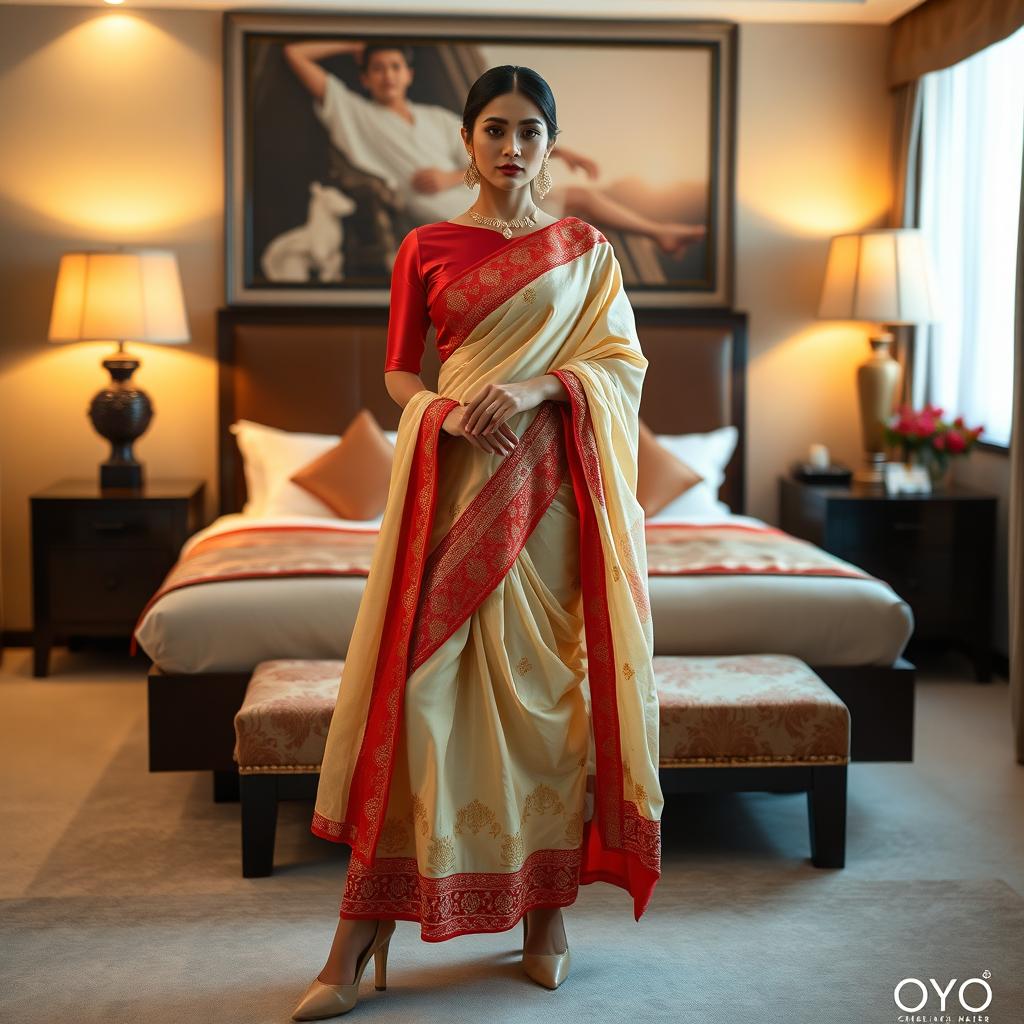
[91,520,129,532]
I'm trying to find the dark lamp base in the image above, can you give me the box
[100,462,144,489]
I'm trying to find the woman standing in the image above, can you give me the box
[292,65,663,1021]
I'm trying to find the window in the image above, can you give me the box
[918,26,1024,449]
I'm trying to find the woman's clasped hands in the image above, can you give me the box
[441,379,542,457]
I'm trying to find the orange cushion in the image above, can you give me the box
[289,409,394,519]
[636,418,704,516]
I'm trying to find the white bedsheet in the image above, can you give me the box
[135,512,914,674]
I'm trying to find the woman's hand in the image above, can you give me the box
[462,380,541,440]
[441,405,519,456]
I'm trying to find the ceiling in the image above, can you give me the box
[8,0,923,25]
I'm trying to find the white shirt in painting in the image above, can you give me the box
[313,72,472,223]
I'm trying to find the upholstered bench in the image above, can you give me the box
[233,653,850,877]
[652,653,850,869]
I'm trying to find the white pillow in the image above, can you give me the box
[647,425,738,519]
[229,419,340,517]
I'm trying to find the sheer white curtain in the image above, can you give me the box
[918,26,1024,447]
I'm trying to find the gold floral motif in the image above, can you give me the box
[411,792,430,837]
[516,656,532,676]
[427,834,456,873]
[521,782,565,821]
[633,781,647,806]
[500,830,525,867]
[448,501,462,518]
[454,798,502,838]
[611,564,621,581]
[564,812,584,846]
[523,285,536,304]
[378,816,411,854]
[623,662,635,680]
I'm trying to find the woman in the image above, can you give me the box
[292,65,664,1021]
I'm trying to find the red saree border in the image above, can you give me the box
[408,399,568,672]
[330,801,660,942]
[551,367,661,921]
[435,218,608,363]
[338,839,583,942]
[338,395,460,866]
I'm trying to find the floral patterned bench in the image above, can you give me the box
[233,653,850,877]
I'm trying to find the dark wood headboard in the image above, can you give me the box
[216,306,748,517]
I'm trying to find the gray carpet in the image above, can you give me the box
[3,647,1023,1023]
[4,878,1021,1023]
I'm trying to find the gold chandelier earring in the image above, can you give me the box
[534,154,552,200]
[464,153,480,189]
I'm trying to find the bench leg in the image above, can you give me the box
[240,773,279,878]
[807,764,847,868]
[213,768,240,803]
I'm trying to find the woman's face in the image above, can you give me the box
[463,91,553,196]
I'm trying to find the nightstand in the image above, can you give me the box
[30,478,205,677]
[779,476,997,682]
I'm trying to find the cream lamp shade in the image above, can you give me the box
[817,228,938,323]
[47,247,189,490]
[816,228,939,489]
[48,249,189,345]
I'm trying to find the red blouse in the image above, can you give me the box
[384,220,565,374]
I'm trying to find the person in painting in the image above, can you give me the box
[290,63,663,1021]
[284,39,706,257]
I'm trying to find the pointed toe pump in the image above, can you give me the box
[521,912,571,990]
[291,918,396,1021]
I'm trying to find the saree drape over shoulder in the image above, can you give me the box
[311,217,663,941]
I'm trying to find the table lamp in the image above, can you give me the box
[817,228,938,486]
[48,248,189,489]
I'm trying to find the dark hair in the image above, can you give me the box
[462,65,560,145]
[359,42,415,73]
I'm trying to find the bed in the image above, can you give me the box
[142,306,915,792]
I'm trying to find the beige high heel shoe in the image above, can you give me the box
[521,911,571,990]
[291,918,396,1021]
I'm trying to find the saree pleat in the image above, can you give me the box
[311,218,663,941]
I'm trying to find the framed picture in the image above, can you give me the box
[224,13,736,307]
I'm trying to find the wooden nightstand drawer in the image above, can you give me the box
[48,546,171,623]
[30,477,206,675]
[832,502,956,554]
[778,475,997,681]
[43,504,178,547]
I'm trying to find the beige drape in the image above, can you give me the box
[1010,150,1024,763]
[888,0,1024,88]
[888,80,923,409]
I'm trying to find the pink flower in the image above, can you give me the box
[933,433,947,451]
[946,431,966,454]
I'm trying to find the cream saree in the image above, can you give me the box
[311,218,663,941]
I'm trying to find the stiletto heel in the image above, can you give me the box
[373,935,389,991]
[291,919,396,1021]
[520,910,571,990]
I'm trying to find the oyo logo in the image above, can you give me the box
[893,971,993,1013]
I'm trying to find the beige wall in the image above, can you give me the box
[0,10,963,643]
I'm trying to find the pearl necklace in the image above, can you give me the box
[468,206,540,240]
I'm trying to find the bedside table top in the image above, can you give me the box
[781,477,997,503]
[32,478,206,501]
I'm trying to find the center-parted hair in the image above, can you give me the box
[462,65,561,144]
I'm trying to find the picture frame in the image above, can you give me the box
[224,13,737,307]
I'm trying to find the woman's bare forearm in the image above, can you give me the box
[384,370,428,410]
